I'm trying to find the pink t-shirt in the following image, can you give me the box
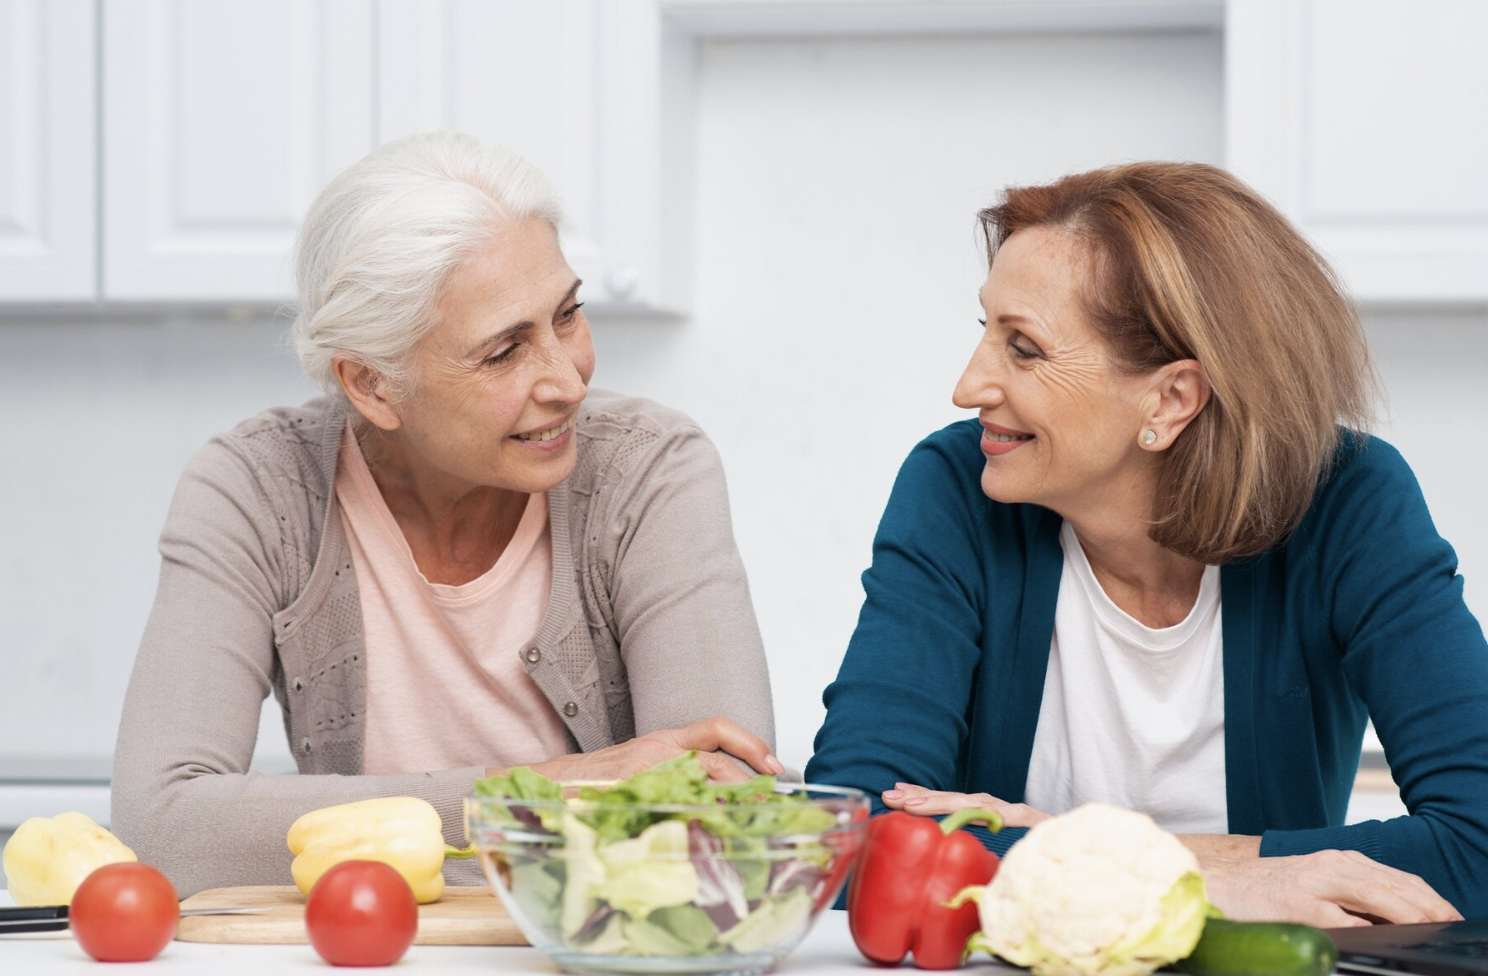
[334,429,571,775]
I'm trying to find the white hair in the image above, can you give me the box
[290,131,563,401]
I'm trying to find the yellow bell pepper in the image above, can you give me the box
[2,811,139,906]
[286,796,474,904]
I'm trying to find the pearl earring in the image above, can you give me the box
[1143,430,1158,446]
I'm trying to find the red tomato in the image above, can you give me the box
[304,860,419,966]
[69,862,180,962]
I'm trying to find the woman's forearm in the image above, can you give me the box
[111,762,485,898]
[1179,833,1262,869]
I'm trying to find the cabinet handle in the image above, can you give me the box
[605,266,640,300]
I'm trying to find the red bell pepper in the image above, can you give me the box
[847,808,1003,970]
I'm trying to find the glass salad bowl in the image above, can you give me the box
[467,779,868,976]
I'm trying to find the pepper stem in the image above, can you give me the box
[444,843,478,860]
[944,885,985,911]
[939,808,1004,834]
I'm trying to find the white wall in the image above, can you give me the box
[0,312,316,774]
[2,29,1484,791]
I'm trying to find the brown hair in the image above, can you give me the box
[979,162,1376,563]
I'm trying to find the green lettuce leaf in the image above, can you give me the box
[560,815,605,940]
[472,765,567,831]
[718,887,814,954]
[644,905,719,954]
[473,765,564,801]
[723,836,772,901]
[509,858,564,939]
[624,918,699,957]
[472,753,830,841]
[570,754,782,841]
[597,820,699,918]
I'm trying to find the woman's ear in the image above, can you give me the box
[332,355,403,432]
[1142,359,1210,449]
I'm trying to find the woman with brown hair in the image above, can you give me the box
[806,162,1488,924]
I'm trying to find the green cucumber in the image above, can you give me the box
[1167,918,1338,976]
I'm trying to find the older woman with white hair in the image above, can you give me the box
[111,132,777,896]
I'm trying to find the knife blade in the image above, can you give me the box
[0,903,270,934]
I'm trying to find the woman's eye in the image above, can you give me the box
[1009,340,1040,360]
[483,344,519,366]
[559,301,585,324]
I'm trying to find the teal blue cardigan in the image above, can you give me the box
[806,419,1488,916]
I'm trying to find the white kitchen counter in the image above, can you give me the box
[1,892,1019,975]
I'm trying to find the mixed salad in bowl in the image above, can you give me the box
[468,755,868,975]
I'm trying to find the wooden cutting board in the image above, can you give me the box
[176,885,528,946]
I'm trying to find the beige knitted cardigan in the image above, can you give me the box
[112,389,774,896]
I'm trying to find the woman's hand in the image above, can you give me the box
[881,782,1051,828]
[489,717,783,784]
[1190,838,1463,927]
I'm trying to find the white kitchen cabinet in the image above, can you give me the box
[97,0,688,311]
[7,1,1485,306]
[377,0,692,314]
[1226,0,1488,303]
[101,0,374,301]
[0,0,96,300]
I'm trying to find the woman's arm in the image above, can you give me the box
[886,786,1460,926]
[112,437,482,898]
[1185,835,1459,926]
[594,420,777,755]
[1252,438,1488,917]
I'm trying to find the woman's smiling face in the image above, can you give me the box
[952,225,1155,518]
[373,217,596,497]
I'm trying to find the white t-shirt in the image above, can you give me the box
[1023,521,1228,835]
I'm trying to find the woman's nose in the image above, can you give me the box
[534,338,587,403]
[952,349,1003,409]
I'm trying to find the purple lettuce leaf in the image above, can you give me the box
[572,904,619,944]
[688,819,749,930]
[767,858,823,898]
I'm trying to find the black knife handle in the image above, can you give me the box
[0,917,70,933]
[0,904,69,934]
[0,905,68,921]
[0,904,70,933]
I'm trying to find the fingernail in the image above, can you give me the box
[882,790,903,800]
[766,753,785,775]
[904,797,926,807]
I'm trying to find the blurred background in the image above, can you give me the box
[3,0,1485,862]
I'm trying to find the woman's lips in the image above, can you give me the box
[980,424,1033,457]
[511,414,576,452]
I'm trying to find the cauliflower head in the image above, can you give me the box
[970,803,1208,976]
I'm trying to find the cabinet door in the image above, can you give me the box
[101,0,374,301]
[0,0,95,300]
[378,0,691,314]
[1227,0,1488,303]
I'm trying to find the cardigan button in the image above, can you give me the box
[563,702,579,718]
[302,738,312,754]
[525,647,542,664]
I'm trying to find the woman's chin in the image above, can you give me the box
[980,469,1030,506]
[496,443,578,494]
